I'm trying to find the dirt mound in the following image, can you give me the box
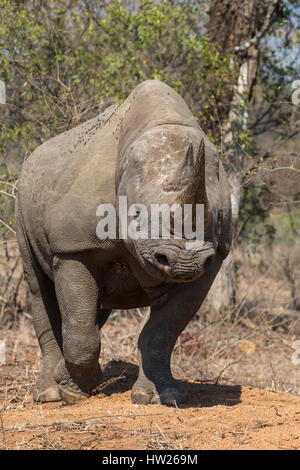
[1,360,299,450]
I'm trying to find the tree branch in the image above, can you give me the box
[234,0,281,53]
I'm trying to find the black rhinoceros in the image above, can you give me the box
[16,80,232,405]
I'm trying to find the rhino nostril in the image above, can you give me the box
[203,254,215,269]
[154,253,169,267]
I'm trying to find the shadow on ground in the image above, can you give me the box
[101,360,241,408]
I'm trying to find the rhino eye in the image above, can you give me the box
[134,209,141,219]
[218,210,222,225]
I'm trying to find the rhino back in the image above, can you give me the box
[17,105,120,268]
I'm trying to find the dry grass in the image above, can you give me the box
[1,315,300,449]
[0,240,28,327]
[0,237,299,399]
[0,237,299,449]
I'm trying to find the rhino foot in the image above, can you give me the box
[54,359,103,405]
[57,371,91,404]
[58,385,88,404]
[131,382,186,406]
[33,374,61,403]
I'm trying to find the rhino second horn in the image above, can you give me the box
[181,143,194,174]
[178,139,210,231]
[173,143,195,181]
[180,139,206,206]
[163,143,195,191]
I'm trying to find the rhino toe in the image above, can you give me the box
[33,385,61,403]
[58,385,88,405]
[152,387,186,406]
[131,385,186,406]
[131,389,153,405]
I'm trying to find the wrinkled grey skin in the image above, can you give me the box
[16,80,232,405]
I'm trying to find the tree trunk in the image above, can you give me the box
[207,0,280,316]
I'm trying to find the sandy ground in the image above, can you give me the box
[0,245,300,450]
[1,358,300,450]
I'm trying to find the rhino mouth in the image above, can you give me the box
[138,244,216,283]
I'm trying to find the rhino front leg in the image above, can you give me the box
[132,255,222,405]
[53,255,103,404]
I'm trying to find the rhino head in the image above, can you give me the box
[116,124,224,283]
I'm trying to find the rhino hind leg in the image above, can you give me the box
[17,227,63,402]
[30,279,63,403]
